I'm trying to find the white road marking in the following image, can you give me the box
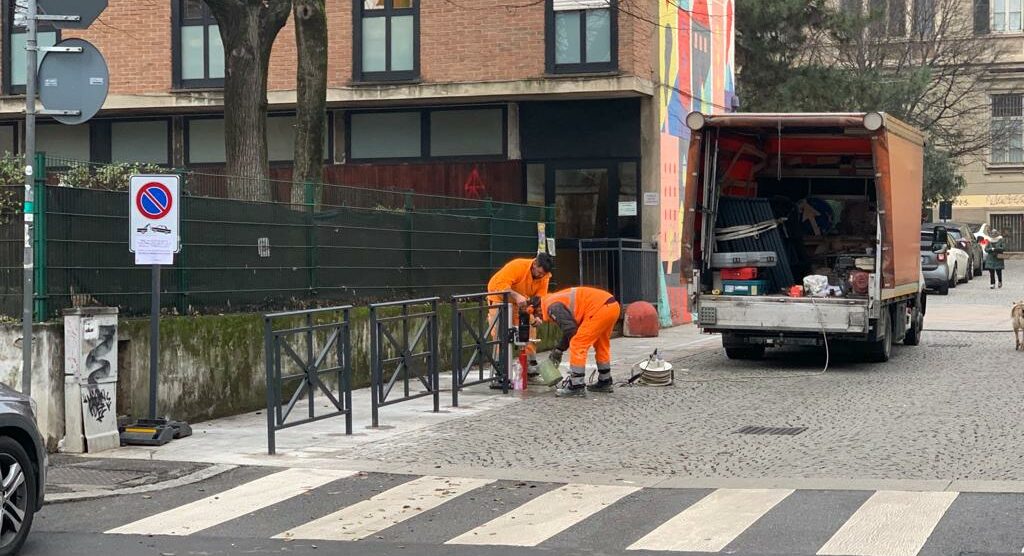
[446,483,638,546]
[276,475,492,541]
[106,468,355,536]
[627,488,793,552]
[817,490,959,556]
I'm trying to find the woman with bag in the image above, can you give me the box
[985,228,1007,289]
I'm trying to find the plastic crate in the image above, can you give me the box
[721,267,758,280]
[722,279,769,296]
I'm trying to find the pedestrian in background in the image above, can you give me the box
[985,228,1006,289]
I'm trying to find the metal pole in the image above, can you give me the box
[149,264,161,420]
[21,0,39,397]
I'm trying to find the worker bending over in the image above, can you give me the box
[488,254,554,382]
[533,286,620,397]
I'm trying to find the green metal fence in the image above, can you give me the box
[0,155,554,320]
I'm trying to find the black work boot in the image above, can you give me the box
[556,375,586,398]
[587,378,615,393]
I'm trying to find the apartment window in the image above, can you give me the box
[911,0,936,35]
[0,124,15,155]
[2,0,59,94]
[354,0,419,82]
[992,94,1024,165]
[173,0,225,88]
[186,117,226,164]
[37,122,90,162]
[888,0,908,35]
[346,107,507,161]
[993,0,1023,32]
[111,120,171,165]
[547,0,616,74]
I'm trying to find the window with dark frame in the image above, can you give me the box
[547,0,617,74]
[354,0,419,82]
[2,0,59,95]
[346,106,507,162]
[173,0,225,88]
[991,94,1024,165]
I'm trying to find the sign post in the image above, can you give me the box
[124,175,190,446]
[20,0,109,398]
[130,175,179,419]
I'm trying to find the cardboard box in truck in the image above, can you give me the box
[681,112,926,363]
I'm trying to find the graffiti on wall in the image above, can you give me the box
[81,325,116,423]
[657,0,735,324]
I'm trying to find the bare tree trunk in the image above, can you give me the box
[206,0,291,202]
[291,0,327,207]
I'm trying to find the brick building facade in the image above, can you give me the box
[0,0,736,319]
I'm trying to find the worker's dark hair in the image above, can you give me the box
[535,253,554,272]
[528,296,542,311]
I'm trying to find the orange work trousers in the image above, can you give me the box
[567,301,620,372]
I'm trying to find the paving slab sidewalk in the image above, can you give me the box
[84,325,718,474]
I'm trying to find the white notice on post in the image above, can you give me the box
[135,252,173,265]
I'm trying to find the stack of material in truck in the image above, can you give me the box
[715,197,795,293]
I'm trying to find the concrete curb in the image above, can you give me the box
[45,463,237,504]
[131,456,1024,494]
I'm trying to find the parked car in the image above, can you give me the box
[974,222,993,246]
[921,227,965,294]
[934,222,984,277]
[0,384,45,556]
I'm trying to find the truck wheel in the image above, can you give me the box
[725,346,765,360]
[904,301,923,346]
[868,311,893,363]
[949,266,958,288]
[935,282,949,295]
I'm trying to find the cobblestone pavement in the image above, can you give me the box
[347,263,1024,482]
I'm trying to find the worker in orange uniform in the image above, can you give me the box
[531,286,620,397]
[487,253,554,386]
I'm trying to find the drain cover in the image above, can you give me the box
[735,425,807,436]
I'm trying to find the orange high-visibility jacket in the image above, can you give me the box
[540,286,616,349]
[488,258,549,302]
[541,286,615,324]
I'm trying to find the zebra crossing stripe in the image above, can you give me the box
[105,468,356,536]
[817,490,959,556]
[275,475,493,542]
[626,488,794,552]
[446,483,638,547]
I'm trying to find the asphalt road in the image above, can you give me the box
[29,467,1024,556]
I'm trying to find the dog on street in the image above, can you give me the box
[1014,301,1024,351]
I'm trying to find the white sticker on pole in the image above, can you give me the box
[129,175,180,261]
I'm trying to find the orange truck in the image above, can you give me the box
[682,112,926,362]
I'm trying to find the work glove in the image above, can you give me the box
[549,349,563,365]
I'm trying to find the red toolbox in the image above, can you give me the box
[721,267,757,280]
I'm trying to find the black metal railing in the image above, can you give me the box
[369,297,441,427]
[263,305,353,455]
[451,291,511,406]
[578,239,659,304]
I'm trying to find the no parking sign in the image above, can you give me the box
[129,175,180,264]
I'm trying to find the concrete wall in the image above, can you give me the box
[0,324,65,451]
[0,307,561,451]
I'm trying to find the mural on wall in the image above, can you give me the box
[658,0,735,325]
